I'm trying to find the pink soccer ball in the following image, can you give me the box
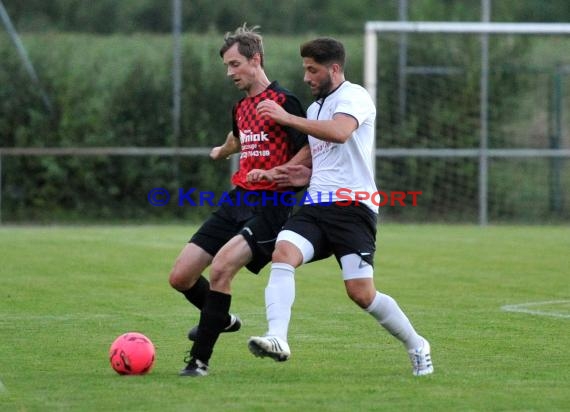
[109,332,155,375]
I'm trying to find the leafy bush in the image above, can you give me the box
[1,32,567,223]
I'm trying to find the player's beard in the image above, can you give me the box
[313,75,333,99]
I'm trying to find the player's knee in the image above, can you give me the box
[168,266,199,291]
[168,266,189,290]
[209,261,229,281]
[271,246,288,263]
[168,269,184,290]
[272,241,303,266]
[209,260,235,291]
[346,289,371,308]
[344,280,376,309]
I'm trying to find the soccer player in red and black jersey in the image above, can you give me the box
[168,24,310,377]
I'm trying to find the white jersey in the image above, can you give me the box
[305,81,378,213]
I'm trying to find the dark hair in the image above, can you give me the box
[219,23,264,67]
[300,37,345,68]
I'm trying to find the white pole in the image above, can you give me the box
[365,21,570,34]
[364,27,378,177]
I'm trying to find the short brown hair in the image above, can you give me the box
[219,24,264,67]
[300,37,345,69]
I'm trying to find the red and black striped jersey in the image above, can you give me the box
[231,81,307,191]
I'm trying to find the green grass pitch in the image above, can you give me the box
[1,224,568,411]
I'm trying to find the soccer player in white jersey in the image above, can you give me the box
[246,37,433,376]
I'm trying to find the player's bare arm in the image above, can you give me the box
[247,144,311,185]
[210,131,240,160]
[273,164,312,187]
[256,100,357,144]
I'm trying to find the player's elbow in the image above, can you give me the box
[328,115,357,143]
[329,131,352,144]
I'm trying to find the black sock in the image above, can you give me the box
[181,276,209,310]
[190,290,231,364]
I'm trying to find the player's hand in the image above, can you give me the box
[272,165,311,188]
[210,146,225,160]
[256,100,290,124]
[247,169,273,182]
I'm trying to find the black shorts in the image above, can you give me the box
[282,202,377,267]
[190,187,292,274]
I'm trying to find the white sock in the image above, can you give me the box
[365,291,423,350]
[265,262,295,341]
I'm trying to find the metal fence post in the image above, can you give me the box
[479,0,491,226]
[172,0,183,192]
[549,66,563,214]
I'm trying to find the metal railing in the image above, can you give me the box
[1,146,569,224]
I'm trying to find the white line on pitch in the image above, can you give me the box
[501,300,570,319]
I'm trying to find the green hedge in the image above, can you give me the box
[4,0,570,35]
[1,32,567,223]
[0,33,329,222]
